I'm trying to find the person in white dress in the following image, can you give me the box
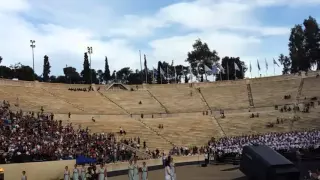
[133,159,139,180]
[165,158,172,180]
[128,160,134,180]
[98,163,107,180]
[141,161,148,180]
[170,157,176,180]
[80,164,86,180]
[21,171,27,180]
[73,164,79,180]
[64,166,70,180]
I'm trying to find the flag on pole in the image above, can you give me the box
[250,62,252,72]
[204,64,212,73]
[265,58,268,70]
[189,66,193,82]
[273,58,280,67]
[212,64,218,74]
[144,54,147,70]
[257,59,261,71]
[160,67,165,75]
[144,54,148,83]
[234,63,240,71]
[217,64,225,74]
[153,67,158,76]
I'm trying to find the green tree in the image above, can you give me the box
[97,69,103,84]
[289,25,307,73]
[278,54,291,75]
[303,16,320,70]
[49,75,57,82]
[64,66,81,84]
[116,67,132,83]
[185,39,220,80]
[82,52,91,84]
[127,69,143,84]
[90,69,98,84]
[104,56,111,82]
[42,55,51,82]
[157,61,162,84]
[0,56,11,78]
[111,70,116,80]
[11,63,35,81]
[216,57,246,81]
[0,66,13,78]
[56,76,66,83]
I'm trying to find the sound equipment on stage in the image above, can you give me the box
[201,163,207,167]
[240,145,300,180]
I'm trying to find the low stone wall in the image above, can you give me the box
[1,156,203,180]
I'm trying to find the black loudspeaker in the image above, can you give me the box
[201,163,207,167]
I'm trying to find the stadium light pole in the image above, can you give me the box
[30,40,36,81]
[87,46,93,84]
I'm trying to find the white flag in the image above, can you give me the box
[204,64,212,72]
[212,64,219,74]
[217,64,225,74]
[273,58,280,67]
[234,63,240,71]
[160,67,165,75]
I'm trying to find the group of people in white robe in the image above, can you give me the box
[63,164,107,180]
[208,129,320,155]
[128,158,149,180]
[169,129,320,160]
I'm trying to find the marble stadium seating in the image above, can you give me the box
[0,72,319,152]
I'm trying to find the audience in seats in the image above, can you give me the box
[309,169,320,180]
[283,95,291,99]
[119,127,126,135]
[68,86,94,92]
[0,101,144,164]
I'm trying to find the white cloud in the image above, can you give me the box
[0,0,319,78]
[149,32,261,66]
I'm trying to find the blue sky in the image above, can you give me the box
[0,0,320,79]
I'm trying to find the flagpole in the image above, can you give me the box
[241,66,243,79]
[152,69,154,83]
[273,60,275,76]
[234,63,236,80]
[145,67,147,84]
[190,67,193,83]
[166,66,169,84]
[227,63,229,80]
[174,66,177,84]
[257,60,260,77]
[139,50,143,83]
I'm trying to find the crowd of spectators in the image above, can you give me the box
[0,101,142,164]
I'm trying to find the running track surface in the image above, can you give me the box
[108,164,246,180]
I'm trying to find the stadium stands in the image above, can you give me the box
[199,81,249,110]
[0,73,320,156]
[251,78,301,107]
[301,76,320,98]
[43,85,125,115]
[148,87,207,113]
[56,114,173,150]
[141,113,223,147]
[103,90,165,114]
